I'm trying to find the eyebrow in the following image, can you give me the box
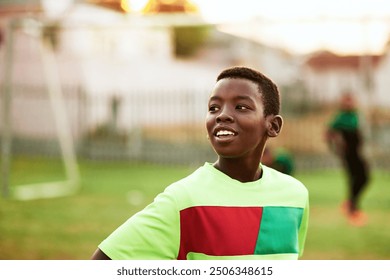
[208,95,257,103]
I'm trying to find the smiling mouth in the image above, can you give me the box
[215,129,237,138]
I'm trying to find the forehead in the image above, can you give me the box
[210,78,261,101]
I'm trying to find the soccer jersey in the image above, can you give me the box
[329,110,359,131]
[329,110,362,156]
[272,148,295,175]
[98,163,309,260]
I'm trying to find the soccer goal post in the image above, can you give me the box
[1,18,80,201]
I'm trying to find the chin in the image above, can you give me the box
[213,149,243,159]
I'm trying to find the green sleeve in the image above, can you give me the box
[98,187,180,259]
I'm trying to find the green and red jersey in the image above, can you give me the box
[99,163,309,260]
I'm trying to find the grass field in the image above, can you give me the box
[0,155,389,260]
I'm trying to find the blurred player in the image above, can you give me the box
[326,93,370,226]
[262,146,295,175]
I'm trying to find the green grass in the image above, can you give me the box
[295,169,390,259]
[0,155,389,259]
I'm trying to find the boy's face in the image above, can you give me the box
[206,78,270,158]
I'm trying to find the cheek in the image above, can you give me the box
[243,120,267,139]
[205,115,214,133]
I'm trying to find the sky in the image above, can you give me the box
[189,0,390,55]
[43,0,390,55]
[191,0,390,23]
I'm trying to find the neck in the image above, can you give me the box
[213,157,262,183]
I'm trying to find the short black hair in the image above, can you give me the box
[216,66,280,116]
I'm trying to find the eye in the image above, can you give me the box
[236,104,249,110]
[208,104,220,112]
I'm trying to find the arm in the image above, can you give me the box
[325,129,345,156]
[92,187,180,260]
[91,248,111,260]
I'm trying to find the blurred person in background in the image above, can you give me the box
[325,92,370,227]
[262,146,295,175]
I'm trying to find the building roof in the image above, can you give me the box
[0,1,41,16]
[305,51,383,71]
[85,0,125,12]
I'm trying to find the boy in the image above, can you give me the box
[92,66,309,260]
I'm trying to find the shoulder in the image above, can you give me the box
[160,164,210,201]
[165,164,206,188]
[263,165,308,197]
[162,163,228,210]
[264,165,302,183]
[166,163,215,191]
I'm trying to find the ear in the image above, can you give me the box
[267,115,283,138]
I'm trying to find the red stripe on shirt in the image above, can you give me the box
[178,206,263,259]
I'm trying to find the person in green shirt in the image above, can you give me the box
[326,93,370,227]
[262,146,295,175]
[91,66,309,260]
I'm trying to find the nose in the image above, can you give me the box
[216,106,234,123]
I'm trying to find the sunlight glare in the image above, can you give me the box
[123,0,149,13]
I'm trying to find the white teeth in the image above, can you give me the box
[216,130,235,137]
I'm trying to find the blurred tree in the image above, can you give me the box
[173,24,209,57]
[42,22,61,50]
[142,0,209,58]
